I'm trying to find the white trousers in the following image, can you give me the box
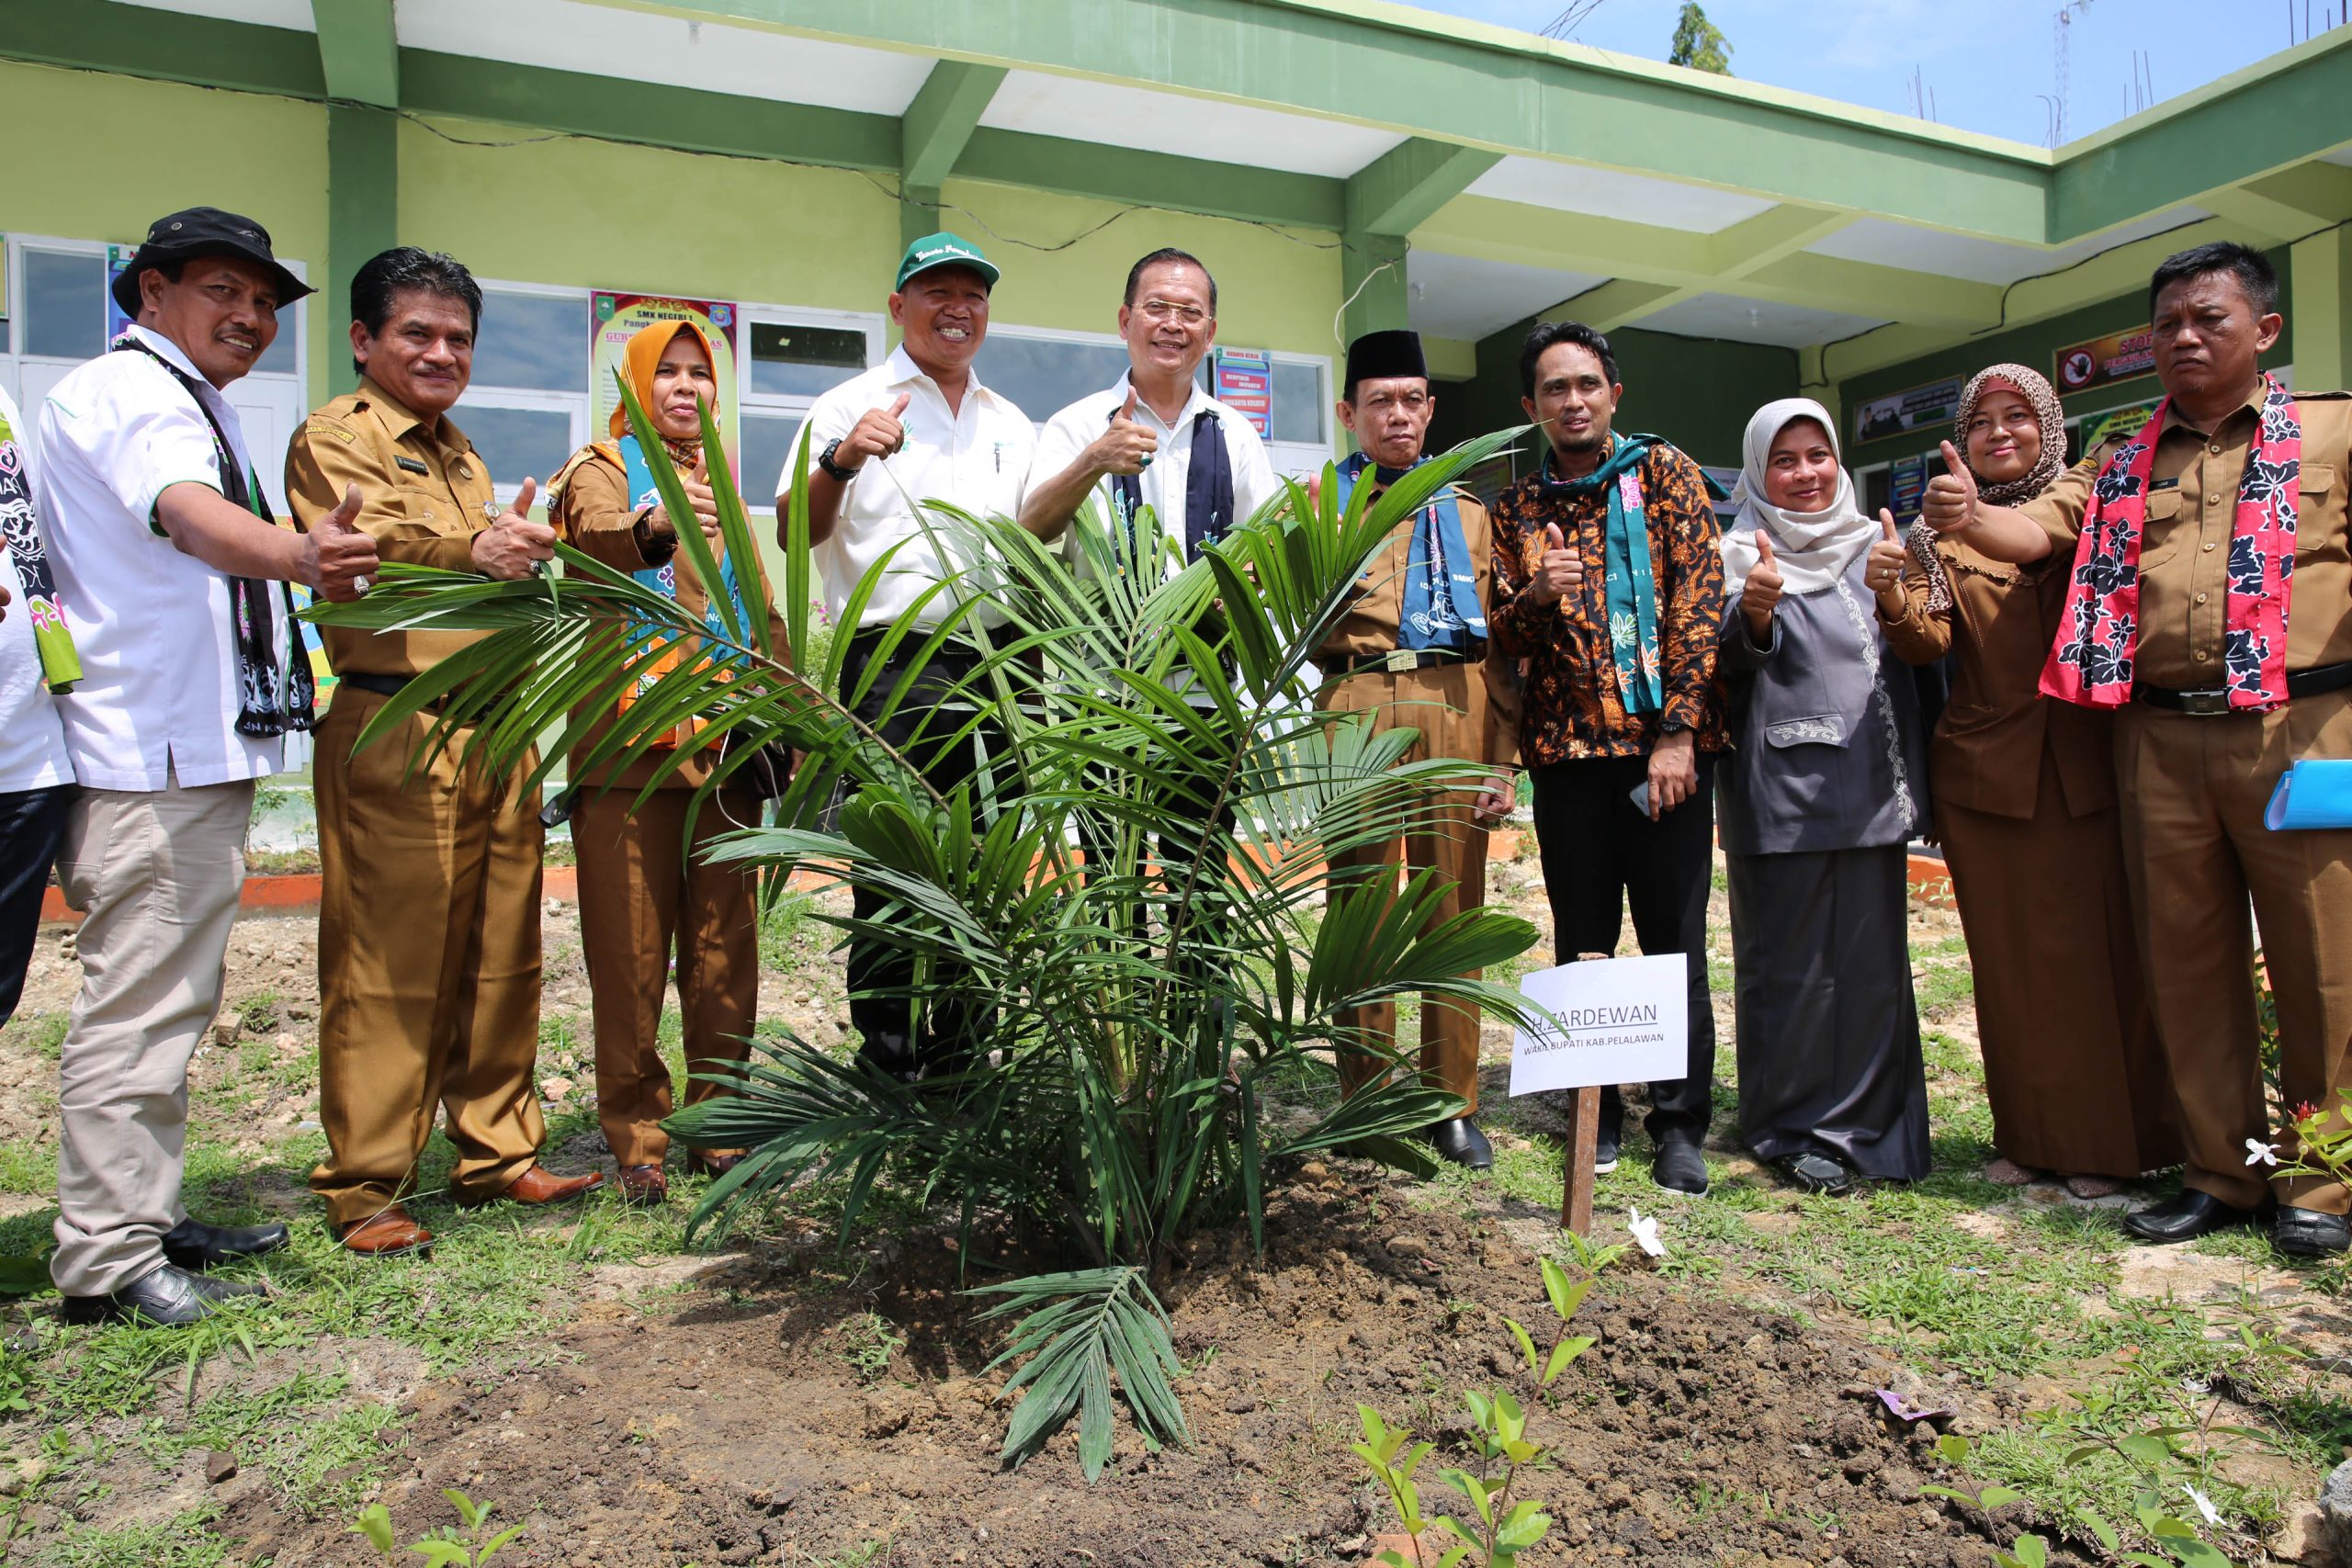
[50,776,252,1297]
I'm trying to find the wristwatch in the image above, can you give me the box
[818,438,860,483]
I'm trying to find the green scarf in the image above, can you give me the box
[1536,433,1665,715]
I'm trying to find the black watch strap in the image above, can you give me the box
[818,438,859,483]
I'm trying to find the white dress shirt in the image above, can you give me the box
[33,324,303,791]
[0,386,73,795]
[1030,372,1280,574]
[779,344,1035,630]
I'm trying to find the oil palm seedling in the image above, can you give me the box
[310,378,1545,1477]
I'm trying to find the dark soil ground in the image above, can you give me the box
[231,1177,2037,1568]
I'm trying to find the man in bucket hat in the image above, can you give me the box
[34,207,377,1325]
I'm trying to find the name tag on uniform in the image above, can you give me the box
[395,456,430,475]
[1385,649,1419,672]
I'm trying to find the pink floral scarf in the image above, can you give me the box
[2040,375,2301,710]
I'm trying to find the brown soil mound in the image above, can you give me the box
[232,1176,2054,1568]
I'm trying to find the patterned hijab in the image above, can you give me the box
[1906,363,2067,612]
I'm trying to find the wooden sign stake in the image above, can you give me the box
[1558,1085,1599,1235]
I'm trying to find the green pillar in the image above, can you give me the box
[326,103,397,395]
[2292,227,2352,392]
[1341,230,1410,347]
[902,182,944,253]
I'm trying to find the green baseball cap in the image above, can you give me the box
[895,231,1000,291]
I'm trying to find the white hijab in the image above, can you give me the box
[1720,398,1879,599]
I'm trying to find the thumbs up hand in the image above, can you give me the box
[681,446,721,542]
[1087,386,1160,479]
[1866,508,1910,610]
[1528,521,1585,605]
[1741,528,1784,635]
[1922,439,1979,536]
[306,481,381,601]
[471,476,558,581]
[839,393,911,471]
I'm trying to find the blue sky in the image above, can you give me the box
[1398,0,2341,147]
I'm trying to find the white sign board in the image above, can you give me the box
[1509,954,1687,1097]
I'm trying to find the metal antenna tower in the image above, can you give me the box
[2052,0,2095,144]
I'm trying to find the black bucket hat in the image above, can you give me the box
[109,207,315,318]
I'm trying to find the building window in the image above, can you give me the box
[972,327,1132,423]
[458,284,591,501]
[739,308,883,510]
[1270,357,1328,447]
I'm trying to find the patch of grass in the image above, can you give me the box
[0,1140,51,1196]
[835,1311,906,1384]
[270,1397,403,1517]
[0,1010,68,1060]
[46,1506,232,1568]
[758,890,820,973]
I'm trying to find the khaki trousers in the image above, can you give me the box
[2114,687,2352,1213]
[572,787,762,1167]
[311,686,546,1229]
[1325,662,1494,1115]
[51,776,252,1297]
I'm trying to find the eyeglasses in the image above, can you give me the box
[1136,299,1210,327]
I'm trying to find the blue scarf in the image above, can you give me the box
[1335,451,1486,652]
[1536,433,1665,715]
[618,434,749,671]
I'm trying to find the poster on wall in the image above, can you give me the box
[105,245,137,344]
[1889,454,1928,525]
[1213,346,1272,438]
[2078,399,2163,455]
[2054,325,2155,395]
[590,292,741,468]
[1853,376,1962,446]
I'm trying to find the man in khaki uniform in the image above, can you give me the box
[1928,242,2352,1256]
[1316,330,1518,1168]
[286,248,601,1258]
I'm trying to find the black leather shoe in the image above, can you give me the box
[59,1263,266,1327]
[1774,1151,1857,1196]
[1592,1115,1622,1175]
[1653,1139,1711,1196]
[2123,1190,2265,1244]
[1428,1115,1493,1169]
[162,1216,290,1272]
[2274,1206,2351,1258]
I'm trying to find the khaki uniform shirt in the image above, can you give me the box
[284,377,497,678]
[2026,387,2352,688]
[1316,483,1518,767]
[549,450,789,791]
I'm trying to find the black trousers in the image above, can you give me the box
[0,784,73,1027]
[837,630,1001,1077]
[1529,752,1717,1144]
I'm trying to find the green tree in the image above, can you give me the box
[1668,1,1732,74]
[311,377,1546,1480]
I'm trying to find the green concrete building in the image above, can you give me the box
[5,0,2349,525]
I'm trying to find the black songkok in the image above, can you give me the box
[1344,329,1428,400]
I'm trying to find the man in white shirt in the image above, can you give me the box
[0,385,75,1033]
[34,208,376,1326]
[1022,247,1279,568]
[775,231,1033,1081]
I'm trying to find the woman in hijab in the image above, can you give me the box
[1719,400,1931,1194]
[547,320,787,1205]
[1878,366,2177,1198]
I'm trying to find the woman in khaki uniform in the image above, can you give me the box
[548,320,787,1204]
[1876,364,2178,1195]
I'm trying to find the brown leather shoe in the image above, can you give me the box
[616,1164,667,1205]
[461,1164,604,1209]
[340,1208,434,1258]
[685,1152,746,1179]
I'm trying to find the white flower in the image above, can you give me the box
[2184,1484,2221,1527]
[1627,1208,1665,1258]
[2245,1139,2281,1167]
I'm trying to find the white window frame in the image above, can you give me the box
[4,230,307,415]
[735,300,886,514]
[1259,347,1336,459]
[458,279,594,504]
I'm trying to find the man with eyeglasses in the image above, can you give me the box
[1022,247,1278,564]
[1314,329,1519,1168]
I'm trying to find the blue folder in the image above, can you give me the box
[2265,760,2352,830]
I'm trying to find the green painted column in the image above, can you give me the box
[1341,231,1408,345]
[2292,228,2352,392]
[902,181,944,252]
[326,103,397,395]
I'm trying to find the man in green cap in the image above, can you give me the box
[775,231,1034,1080]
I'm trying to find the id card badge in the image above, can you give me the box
[1385,649,1418,672]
